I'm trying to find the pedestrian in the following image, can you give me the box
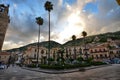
[6,64,10,69]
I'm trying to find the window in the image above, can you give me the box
[91,50,93,53]
[110,51,113,54]
[96,55,99,59]
[35,49,36,52]
[95,49,97,52]
[99,49,101,52]
[100,54,103,58]
[4,56,6,58]
[0,7,4,12]
[103,49,106,52]
[117,51,119,54]
[105,54,107,58]
[34,54,36,58]
[92,55,94,59]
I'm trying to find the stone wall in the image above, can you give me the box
[0,4,9,50]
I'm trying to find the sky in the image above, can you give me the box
[0,0,120,50]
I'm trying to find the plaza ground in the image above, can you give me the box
[0,64,120,80]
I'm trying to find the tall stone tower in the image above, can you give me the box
[0,4,10,51]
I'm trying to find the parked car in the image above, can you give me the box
[0,65,5,69]
[0,62,5,69]
[103,59,111,64]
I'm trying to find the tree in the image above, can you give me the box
[44,1,53,60]
[36,17,43,64]
[65,48,69,59]
[57,49,65,64]
[72,35,76,59]
[79,48,82,57]
[41,49,44,64]
[81,31,88,60]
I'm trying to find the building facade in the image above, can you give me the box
[0,52,10,64]
[0,4,10,50]
[89,43,109,61]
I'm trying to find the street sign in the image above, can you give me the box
[116,0,120,5]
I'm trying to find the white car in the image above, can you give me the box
[0,65,5,69]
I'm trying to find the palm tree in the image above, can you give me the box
[44,1,53,60]
[81,31,88,60]
[41,49,44,64]
[72,35,76,60]
[36,17,43,64]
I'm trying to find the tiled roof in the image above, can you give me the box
[0,52,10,55]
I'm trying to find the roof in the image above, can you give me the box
[0,52,10,55]
[90,43,108,49]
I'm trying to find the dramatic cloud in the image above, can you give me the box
[1,0,120,50]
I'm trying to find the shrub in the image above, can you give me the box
[79,63,91,67]
[39,63,91,70]
[27,64,37,68]
[90,61,107,66]
[39,64,64,70]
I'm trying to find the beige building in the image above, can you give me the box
[22,39,120,64]
[23,45,62,64]
[0,4,10,50]
[0,52,10,64]
[23,46,49,64]
[64,45,88,59]
[108,40,120,58]
[89,43,109,61]
[109,48,120,58]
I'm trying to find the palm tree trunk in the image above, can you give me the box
[48,11,50,60]
[83,37,86,59]
[37,25,40,65]
[84,37,88,60]
[74,42,76,60]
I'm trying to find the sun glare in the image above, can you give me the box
[57,12,84,43]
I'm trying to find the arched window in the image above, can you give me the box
[99,49,101,52]
[35,49,36,52]
[91,50,93,53]
[69,49,71,53]
[95,49,97,52]
[92,55,94,59]
[41,50,44,54]
[96,55,99,59]
[0,7,4,12]
[100,54,103,58]
[103,49,106,52]
[34,54,36,58]
[110,51,113,54]
[105,54,107,58]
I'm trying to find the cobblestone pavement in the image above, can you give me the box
[0,64,120,80]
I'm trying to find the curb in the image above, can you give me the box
[22,67,80,74]
[22,64,111,74]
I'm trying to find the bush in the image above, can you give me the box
[39,63,91,70]
[27,64,37,68]
[79,63,91,67]
[39,64,64,70]
[90,61,107,66]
